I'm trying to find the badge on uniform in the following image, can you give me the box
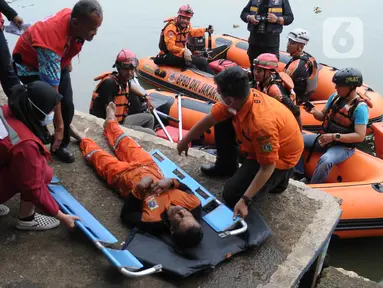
[261,142,273,153]
[257,135,272,153]
[168,31,175,39]
[146,196,159,210]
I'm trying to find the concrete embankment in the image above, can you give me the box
[0,93,343,287]
[317,267,382,288]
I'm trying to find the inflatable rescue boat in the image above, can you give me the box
[137,34,383,133]
[144,88,383,239]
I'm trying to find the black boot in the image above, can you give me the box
[51,145,75,163]
[201,119,239,177]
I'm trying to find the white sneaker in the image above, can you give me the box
[16,213,60,231]
[0,204,10,216]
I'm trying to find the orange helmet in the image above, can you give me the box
[177,4,194,18]
[114,49,138,69]
[253,53,279,70]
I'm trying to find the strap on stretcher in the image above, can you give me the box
[150,149,248,238]
[48,180,162,278]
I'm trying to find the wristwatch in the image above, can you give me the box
[241,195,252,206]
[334,133,341,141]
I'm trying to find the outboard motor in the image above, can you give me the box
[187,35,208,56]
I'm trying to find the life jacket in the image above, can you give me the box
[262,72,300,117]
[247,0,284,34]
[321,94,367,147]
[12,8,83,70]
[285,51,318,102]
[261,72,296,103]
[158,17,190,54]
[0,105,51,170]
[90,72,129,124]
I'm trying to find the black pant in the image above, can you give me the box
[214,119,292,208]
[154,53,213,74]
[248,44,280,80]
[19,68,74,147]
[0,29,20,97]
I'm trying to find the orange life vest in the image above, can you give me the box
[285,51,318,101]
[12,8,83,70]
[261,72,296,104]
[321,95,366,147]
[158,17,190,54]
[90,72,129,124]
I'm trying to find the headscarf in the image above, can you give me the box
[8,81,63,144]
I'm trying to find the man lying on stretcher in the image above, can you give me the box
[70,103,203,248]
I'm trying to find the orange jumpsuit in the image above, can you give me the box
[80,120,163,198]
[80,120,201,231]
[160,19,206,58]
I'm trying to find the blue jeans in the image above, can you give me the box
[295,134,355,184]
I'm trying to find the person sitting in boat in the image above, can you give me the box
[153,4,214,74]
[294,68,370,183]
[284,28,318,105]
[0,81,80,230]
[90,49,155,135]
[253,53,302,129]
[71,103,204,248]
[176,66,303,219]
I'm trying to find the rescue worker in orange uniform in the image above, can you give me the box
[294,68,369,183]
[284,28,318,105]
[12,0,103,163]
[253,53,302,129]
[177,66,303,219]
[90,49,155,135]
[154,4,214,74]
[0,81,80,230]
[70,103,203,248]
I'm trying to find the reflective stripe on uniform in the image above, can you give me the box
[250,6,258,12]
[85,149,102,160]
[268,7,283,13]
[113,133,128,150]
[0,108,20,145]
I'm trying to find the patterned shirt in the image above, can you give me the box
[15,47,61,86]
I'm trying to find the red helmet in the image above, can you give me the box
[253,53,279,70]
[177,4,194,18]
[114,49,138,69]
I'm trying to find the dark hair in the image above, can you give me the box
[173,225,204,249]
[214,66,250,100]
[72,0,103,20]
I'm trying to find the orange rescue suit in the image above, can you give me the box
[159,17,206,58]
[80,120,200,223]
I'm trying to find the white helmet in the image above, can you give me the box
[287,28,310,45]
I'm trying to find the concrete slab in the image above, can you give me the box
[316,267,382,288]
[0,94,342,288]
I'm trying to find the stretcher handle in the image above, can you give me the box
[152,109,174,143]
[61,203,102,243]
[218,219,248,239]
[120,265,163,278]
[155,110,180,123]
[176,94,183,141]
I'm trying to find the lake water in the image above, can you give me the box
[4,0,383,282]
